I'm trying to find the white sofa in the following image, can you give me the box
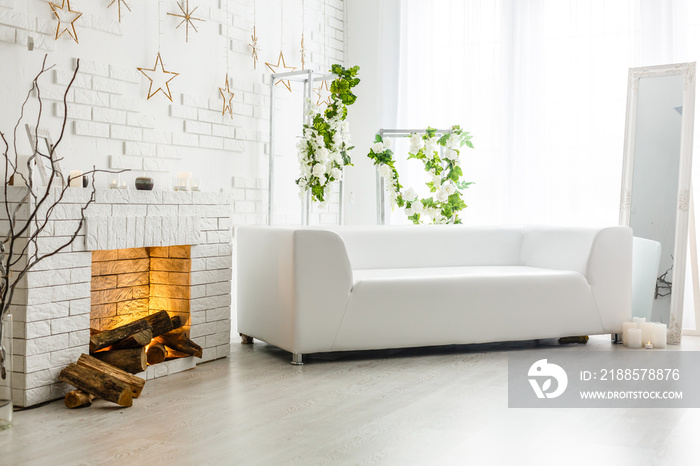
[237,225,632,364]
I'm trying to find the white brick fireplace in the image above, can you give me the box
[7,188,234,408]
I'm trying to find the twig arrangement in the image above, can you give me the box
[0,55,125,381]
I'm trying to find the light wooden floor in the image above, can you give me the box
[2,335,699,466]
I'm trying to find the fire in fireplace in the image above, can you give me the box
[89,245,200,372]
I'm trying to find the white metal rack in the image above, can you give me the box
[375,128,453,225]
[268,70,343,226]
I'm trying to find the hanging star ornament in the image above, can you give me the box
[300,33,307,70]
[137,52,180,102]
[168,0,205,43]
[314,80,333,107]
[219,74,235,119]
[249,26,259,69]
[108,0,131,23]
[49,0,82,44]
[265,51,297,92]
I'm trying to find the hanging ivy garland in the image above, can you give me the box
[367,126,474,224]
[296,64,360,204]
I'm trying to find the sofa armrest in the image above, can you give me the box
[586,227,633,332]
[236,227,296,351]
[293,230,353,353]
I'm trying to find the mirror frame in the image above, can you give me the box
[619,62,696,344]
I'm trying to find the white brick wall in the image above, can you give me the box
[2,187,234,408]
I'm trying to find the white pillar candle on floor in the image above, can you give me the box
[627,328,642,348]
[640,322,655,346]
[651,323,667,349]
[69,170,82,187]
[622,321,637,346]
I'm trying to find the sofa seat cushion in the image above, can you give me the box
[332,266,603,352]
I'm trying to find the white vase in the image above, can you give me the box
[0,313,13,430]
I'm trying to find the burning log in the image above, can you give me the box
[112,328,153,350]
[90,320,151,353]
[64,390,95,409]
[146,342,167,365]
[58,363,133,407]
[155,329,203,358]
[92,347,147,374]
[77,353,145,398]
[170,315,183,330]
[89,310,173,352]
[143,310,174,338]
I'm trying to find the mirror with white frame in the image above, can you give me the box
[620,62,696,344]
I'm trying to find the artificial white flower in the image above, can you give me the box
[444,183,456,195]
[403,187,418,202]
[312,163,327,177]
[317,147,330,162]
[436,188,449,202]
[409,133,424,154]
[444,148,458,161]
[432,174,442,186]
[378,164,392,179]
[425,137,439,155]
[411,200,424,216]
[331,167,343,180]
[446,132,461,150]
[372,142,386,153]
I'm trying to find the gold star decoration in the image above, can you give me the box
[300,33,307,70]
[168,0,205,43]
[49,0,82,44]
[314,80,333,107]
[137,52,180,102]
[219,74,235,119]
[249,26,259,69]
[108,0,131,23]
[265,51,297,92]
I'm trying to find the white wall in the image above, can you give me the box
[343,0,400,225]
[0,0,345,218]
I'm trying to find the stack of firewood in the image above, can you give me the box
[58,310,203,408]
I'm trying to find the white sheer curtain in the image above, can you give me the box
[395,0,695,226]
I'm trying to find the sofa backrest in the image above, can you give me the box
[519,226,601,276]
[333,225,524,269]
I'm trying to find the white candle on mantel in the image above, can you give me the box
[640,322,655,346]
[622,321,637,346]
[633,317,646,324]
[69,170,82,188]
[109,177,118,189]
[627,328,642,348]
[651,323,667,349]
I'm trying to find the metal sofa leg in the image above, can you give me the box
[611,333,623,344]
[240,333,254,344]
[291,353,303,365]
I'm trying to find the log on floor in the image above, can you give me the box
[77,353,146,398]
[92,347,147,374]
[64,390,95,409]
[58,364,132,407]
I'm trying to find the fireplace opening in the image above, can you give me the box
[90,246,195,372]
